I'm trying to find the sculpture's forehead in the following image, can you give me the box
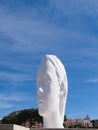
[37,61,56,79]
[39,59,54,71]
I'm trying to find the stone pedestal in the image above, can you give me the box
[0,124,29,130]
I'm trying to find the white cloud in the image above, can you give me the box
[0,93,32,102]
[0,102,14,108]
[86,78,98,83]
[68,112,86,117]
[50,0,98,16]
[0,92,33,109]
[0,71,32,82]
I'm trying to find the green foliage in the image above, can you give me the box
[2,115,17,124]
[1,108,43,125]
[64,115,67,121]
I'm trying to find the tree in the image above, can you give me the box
[64,115,67,121]
[1,108,43,126]
[2,115,17,124]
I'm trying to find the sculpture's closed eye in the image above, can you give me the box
[46,80,51,85]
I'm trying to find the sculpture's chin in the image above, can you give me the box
[39,111,48,117]
[38,108,47,117]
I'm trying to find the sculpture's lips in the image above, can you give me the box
[38,100,45,104]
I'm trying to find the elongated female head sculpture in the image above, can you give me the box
[36,55,68,128]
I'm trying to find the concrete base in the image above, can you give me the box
[0,124,97,130]
[0,124,29,130]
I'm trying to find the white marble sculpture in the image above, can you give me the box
[36,55,68,128]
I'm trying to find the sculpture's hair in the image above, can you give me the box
[44,55,68,124]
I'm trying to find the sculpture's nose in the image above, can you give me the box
[38,87,43,95]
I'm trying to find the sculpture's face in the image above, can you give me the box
[37,58,59,116]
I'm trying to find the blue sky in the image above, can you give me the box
[0,0,98,120]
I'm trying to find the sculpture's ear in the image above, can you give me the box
[59,82,65,97]
[59,81,66,125]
